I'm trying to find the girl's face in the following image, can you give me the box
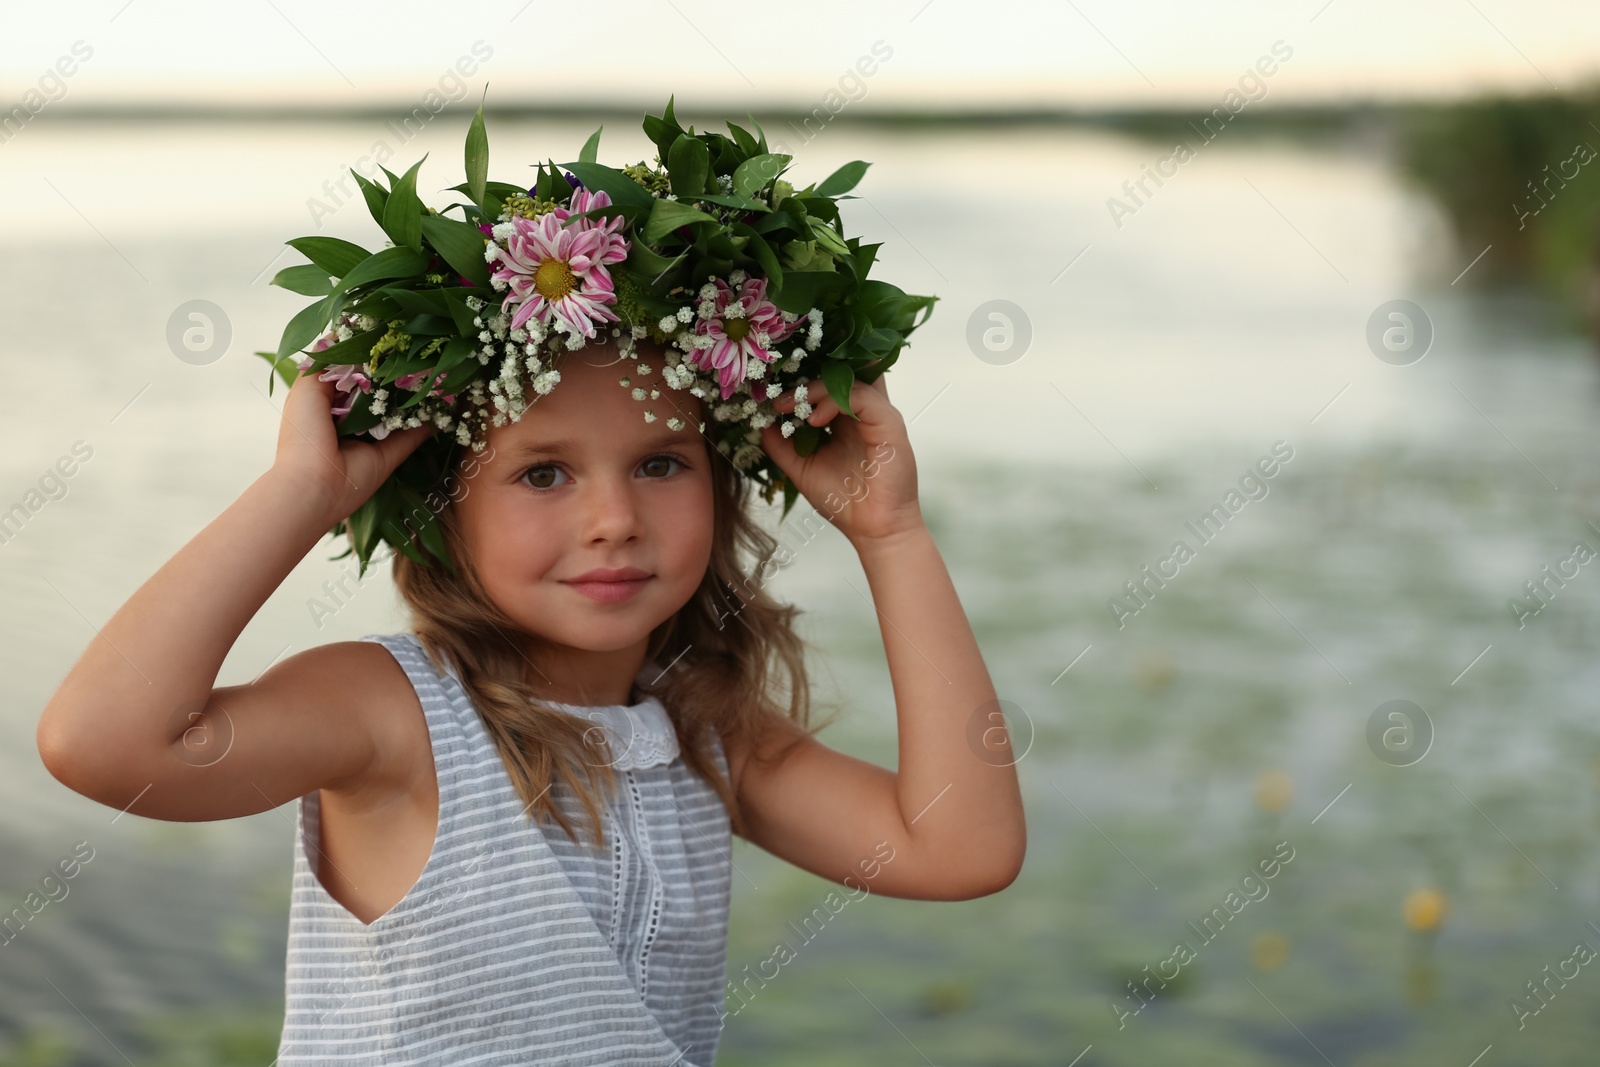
[452,343,713,701]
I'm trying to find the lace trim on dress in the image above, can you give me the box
[547,700,682,772]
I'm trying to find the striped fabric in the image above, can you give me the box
[275,631,732,1066]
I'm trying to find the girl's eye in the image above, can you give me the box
[520,454,688,493]
[521,464,568,491]
[640,454,686,480]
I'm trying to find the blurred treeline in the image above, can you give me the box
[1068,83,1600,335]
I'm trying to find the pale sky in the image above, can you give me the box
[1,0,1598,113]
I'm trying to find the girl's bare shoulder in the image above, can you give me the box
[268,637,429,797]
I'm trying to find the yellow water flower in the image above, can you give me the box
[1403,887,1449,932]
[1251,930,1291,971]
[1253,769,1293,814]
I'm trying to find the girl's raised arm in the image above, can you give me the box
[736,375,1028,901]
[35,371,430,822]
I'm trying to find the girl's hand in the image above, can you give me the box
[273,368,431,525]
[760,373,923,547]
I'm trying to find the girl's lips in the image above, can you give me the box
[562,577,653,604]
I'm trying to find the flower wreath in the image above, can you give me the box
[256,93,937,576]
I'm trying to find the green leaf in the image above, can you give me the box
[626,240,689,281]
[642,94,686,158]
[276,296,334,361]
[352,171,388,227]
[693,192,770,213]
[558,161,656,210]
[370,286,449,319]
[382,156,427,252]
[419,214,491,289]
[414,507,453,571]
[733,153,790,198]
[286,236,370,277]
[768,269,848,314]
[741,229,783,291]
[272,264,334,296]
[644,199,719,243]
[725,121,760,157]
[254,349,303,395]
[745,112,770,152]
[338,246,430,292]
[815,160,870,197]
[790,419,824,458]
[465,89,489,213]
[806,215,852,258]
[579,124,603,164]
[439,290,480,338]
[297,326,381,368]
[821,359,858,420]
[382,514,431,567]
[667,134,710,198]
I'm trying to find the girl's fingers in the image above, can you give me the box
[807,395,839,425]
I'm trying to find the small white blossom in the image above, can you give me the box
[667,416,684,430]
[676,305,693,324]
[658,315,677,333]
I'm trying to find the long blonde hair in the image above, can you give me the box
[390,415,836,854]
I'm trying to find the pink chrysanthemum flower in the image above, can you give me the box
[298,340,372,419]
[491,188,629,341]
[690,276,803,400]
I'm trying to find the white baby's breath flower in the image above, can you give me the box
[643,409,657,423]
[676,305,693,324]
[631,387,646,401]
[667,416,684,430]
[781,419,797,438]
[658,315,677,333]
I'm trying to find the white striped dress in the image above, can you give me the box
[275,631,733,1066]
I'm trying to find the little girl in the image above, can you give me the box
[36,334,1026,1064]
